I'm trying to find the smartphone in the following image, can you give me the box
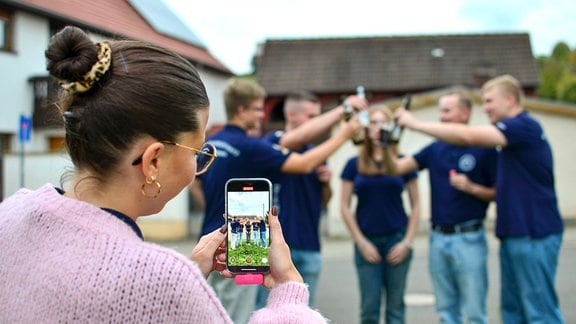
[225,178,272,274]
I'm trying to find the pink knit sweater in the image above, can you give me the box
[0,184,326,323]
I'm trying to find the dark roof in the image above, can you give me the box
[6,0,231,73]
[256,33,539,95]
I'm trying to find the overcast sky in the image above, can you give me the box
[165,0,576,75]
[228,191,270,216]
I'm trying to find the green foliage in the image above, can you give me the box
[551,42,571,63]
[536,41,576,103]
[537,60,564,99]
[228,241,269,266]
[570,51,576,68]
[558,74,576,102]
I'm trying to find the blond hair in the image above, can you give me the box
[481,74,525,106]
[357,104,399,175]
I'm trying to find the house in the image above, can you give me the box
[0,0,234,240]
[255,33,539,131]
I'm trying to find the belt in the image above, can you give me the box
[431,222,483,234]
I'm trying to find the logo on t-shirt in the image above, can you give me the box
[495,121,507,131]
[272,144,290,155]
[458,154,477,172]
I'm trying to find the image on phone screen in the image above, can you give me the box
[225,178,271,273]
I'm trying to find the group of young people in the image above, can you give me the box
[339,76,564,324]
[0,25,565,324]
[229,216,267,249]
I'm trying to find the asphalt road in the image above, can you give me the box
[163,225,576,324]
[314,226,576,324]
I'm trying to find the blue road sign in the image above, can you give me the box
[19,115,31,142]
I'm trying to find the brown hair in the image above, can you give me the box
[45,26,209,177]
[223,78,266,119]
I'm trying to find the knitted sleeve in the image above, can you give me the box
[248,282,328,323]
[127,244,233,323]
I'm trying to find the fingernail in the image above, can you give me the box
[271,206,278,216]
[219,224,227,234]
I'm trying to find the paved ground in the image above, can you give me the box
[162,225,576,324]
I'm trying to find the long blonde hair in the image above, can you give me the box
[357,104,399,175]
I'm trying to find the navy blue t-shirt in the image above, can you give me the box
[199,125,290,235]
[414,142,497,226]
[263,130,324,252]
[340,156,417,236]
[494,111,563,238]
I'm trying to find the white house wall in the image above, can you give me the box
[0,12,50,151]
[196,71,227,129]
[1,9,230,239]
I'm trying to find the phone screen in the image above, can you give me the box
[225,178,271,274]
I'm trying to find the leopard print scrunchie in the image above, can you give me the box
[61,42,112,94]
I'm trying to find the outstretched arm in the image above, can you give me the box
[279,95,368,150]
[395,108,508,147]
[383,149,420,176]
[281,116,361,174]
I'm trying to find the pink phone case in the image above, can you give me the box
[234,273,264,285]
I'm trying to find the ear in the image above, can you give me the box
[139,142,165,180]
[285,109,297,120]
[237,105,248,114]
[462,107,472,120]
[505,93,517,107]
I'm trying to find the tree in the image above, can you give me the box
[536,41,576,103]
[551,42,571,63]
[557,74,576,102]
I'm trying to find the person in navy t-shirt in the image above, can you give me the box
[229,217,239,250]
[255,90,368,308]
[341,104,420,324]
[189,78,363,324]
[388,88,497,324]
[258,217,267,247]
[395,75,564,324]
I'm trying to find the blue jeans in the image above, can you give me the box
[259,231,267,247]
[236,232,243,247]
[256,249,322,308]
[500,234,564,324]
[429,227,488,324]
[355,233,412,324]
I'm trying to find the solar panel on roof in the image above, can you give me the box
[128,0,206,49]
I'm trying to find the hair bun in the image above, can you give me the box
[45,26,99,83]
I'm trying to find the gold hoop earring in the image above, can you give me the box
[141,176,162,198]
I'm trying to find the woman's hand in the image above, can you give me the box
[386,241,411,265]
[262,206,304,289]
[189,224,230,279]
[357,239,382,264]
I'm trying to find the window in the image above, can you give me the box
[0,5,14,51]
[30,76,63,129]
